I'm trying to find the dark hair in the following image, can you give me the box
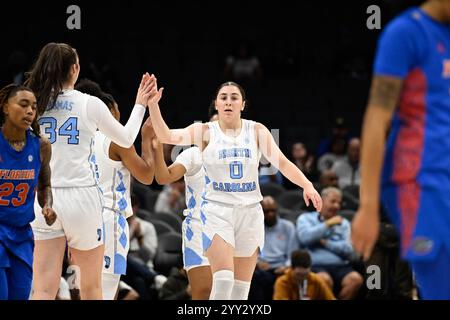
[291,249,311,269]
[100,93,116,110]
[208,103,218,120]
[75,78,103,98]
[0,83,40,136]
[75,78,116,109]
[25,42,78,115]
[211,81,248,112]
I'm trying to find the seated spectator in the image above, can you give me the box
[259,160,283,186]
[116,281,140,300]
[284,142,317,189]
[317,137,347,173]
[331,138,360,189]
[316,116,351,158]
[159,256,191,300]
[249,196,298,300]
[291,142,316,178]
[273,249,335,300]
[154,178,186,217]
[296,187,363,299]
[316,169,339,193]
[122,194,167,299]
[128,214,158,270]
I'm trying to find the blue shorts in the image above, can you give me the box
[381,185,450,260]
[0,245,32,300]
[411,247,450,300]
[382,185,450,299]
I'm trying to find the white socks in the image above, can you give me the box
[102,273,120,300]
[230,280,251,300]
[209,270,251,300]
[209,270,234,300]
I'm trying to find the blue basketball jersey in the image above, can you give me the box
[0,129,41,227]
[0,129,40,269]
[374,8,450,259]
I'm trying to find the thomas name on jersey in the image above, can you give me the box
[51,100,74,111]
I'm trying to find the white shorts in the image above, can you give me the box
[182,209,210,271]
[102,208,130,275]
[201,201,264,257]
[31,186,104,250]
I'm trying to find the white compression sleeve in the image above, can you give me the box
[87,96,146,148]
[230,280,251,300]
[209,270,234,300]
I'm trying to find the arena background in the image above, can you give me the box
[0,0,423,158]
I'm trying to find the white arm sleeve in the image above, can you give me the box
[86,96,146,148]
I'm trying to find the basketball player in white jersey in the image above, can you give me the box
[75,79,156,300]
[25,43,156,300]
[152,108,218,300]
[148,80,322,300]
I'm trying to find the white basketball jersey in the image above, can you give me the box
[174,146,204,216]
[202,119,262,206]
[38,90,97,187]
[93,131,133,218]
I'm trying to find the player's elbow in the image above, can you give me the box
[135,173,154,185]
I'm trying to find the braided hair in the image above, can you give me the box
[0,83,41,137]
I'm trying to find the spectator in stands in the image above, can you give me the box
[159,256,191,300]
[331,137,360,189]
[317,137,347,173]
[285,142,317,189]
[116,281,140,300]
[249,196,298,300]
[154,178,186,217]
[224,41,263,81]
[273,249,335,300]
[258,157,283,186]
[317,116,351,158]
[128,214,158,270]
[122,194,167,299]
[296,187,363,299]
[317,170,339,193]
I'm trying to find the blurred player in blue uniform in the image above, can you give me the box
[353,0,450,299]
[0,84,56,300]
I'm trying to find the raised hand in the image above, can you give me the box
[135,73,156,106]
[146,76,164,107]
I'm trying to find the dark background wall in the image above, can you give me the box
[0,0,423,154]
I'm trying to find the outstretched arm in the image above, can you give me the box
[93,74,156,148]
[152,139,187,185]
[256,123,322,211]
[111,117,156,185]
[352,75,403,261]
[146,80,207,146]
[37,137,56,226]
